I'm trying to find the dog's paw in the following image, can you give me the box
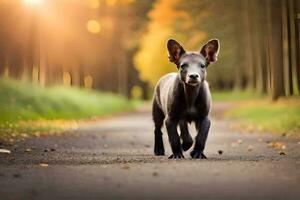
[154,149,165,156]
[190,150,207,159]
[182,139,193,151]
[154,143,165,156]
[168,153,184,159]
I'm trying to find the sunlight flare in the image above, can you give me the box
[22,0,44,6]
[88,0,100,9]
[106,0,116,7]
[86,20,101,34]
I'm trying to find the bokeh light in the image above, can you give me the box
[84,75,93,89]
[86,20,101,34]
[87,0,100,9]
[131,85,142,99]
[106,0,116,7]
[63,72,71,87]
[23,0,44,6]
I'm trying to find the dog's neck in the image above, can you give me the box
[183,83,200,108]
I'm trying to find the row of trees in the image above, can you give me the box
[239,0,299,99]
[0,0,152,97]
[1,0,299,100]
[134,0,300,100]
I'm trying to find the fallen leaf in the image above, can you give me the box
[122,165,130,170]
[21,133,28,138]
[281,132,287,137]
[152,172,158,177]
[267,142,285,149]
[34,132,41,137]
[237,139,243,144]
[39,163,49,167]
[247,145,253,151]
[13,173,22,178]
[0,149,11,154]
[218,150,223,155]
[279,151,287,156]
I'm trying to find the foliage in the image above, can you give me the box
[134,0,299,99]
[211,90,264,102]
[134,0,247,89]
[224,98,300,135]
[134,0,185,87]
[0,0,154,96]
[0,77,138,140]
[0,77,133,123]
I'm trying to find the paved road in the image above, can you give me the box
[0,107,300,200]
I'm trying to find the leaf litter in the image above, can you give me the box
[0,149,11,154]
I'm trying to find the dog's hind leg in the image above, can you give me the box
[152,99,165,156]
[179,120,193,151]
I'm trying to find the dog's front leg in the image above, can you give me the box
[165,117,184,159]
[190,117,211,159]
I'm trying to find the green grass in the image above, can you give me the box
[0,77,137,140]
[211,89,264,101]
[218,94,300,136]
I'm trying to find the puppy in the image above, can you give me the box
[152,39,220,159]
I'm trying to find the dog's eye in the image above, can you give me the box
[200,64,205,68]
[180,64,188,69]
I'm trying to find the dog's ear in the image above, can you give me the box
[200,39,219,64]
[167,39,186,65]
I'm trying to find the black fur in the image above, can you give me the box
[152,100,165,156]
[152,39,220,159]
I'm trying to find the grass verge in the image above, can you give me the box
[224,98,300,136]
[211,89,265,101]
[212,90,300,136]
[0,78,138,142]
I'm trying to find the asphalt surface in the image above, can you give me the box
[0,107,300,200]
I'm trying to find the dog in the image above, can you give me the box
[152,38,220,159]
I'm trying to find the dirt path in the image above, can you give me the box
[0,107,300,200]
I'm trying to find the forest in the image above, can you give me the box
[0,0,298,100]
[135,0,300,100]
[0,0,299,138]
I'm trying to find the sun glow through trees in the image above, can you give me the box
[86,20,102,34]
[23,0,44,6]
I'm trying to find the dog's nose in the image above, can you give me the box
[189,74,199,80]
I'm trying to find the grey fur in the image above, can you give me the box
[152,39,220,159]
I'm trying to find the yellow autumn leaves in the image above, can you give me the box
[134,0,206,88]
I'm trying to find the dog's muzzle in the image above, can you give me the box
[186,73,200,86]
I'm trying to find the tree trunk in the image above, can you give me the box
[282,0,296,96]
[245,0,256,91]
[291,0,300,95]
[267,0,286,100]
[258,0,268,94]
